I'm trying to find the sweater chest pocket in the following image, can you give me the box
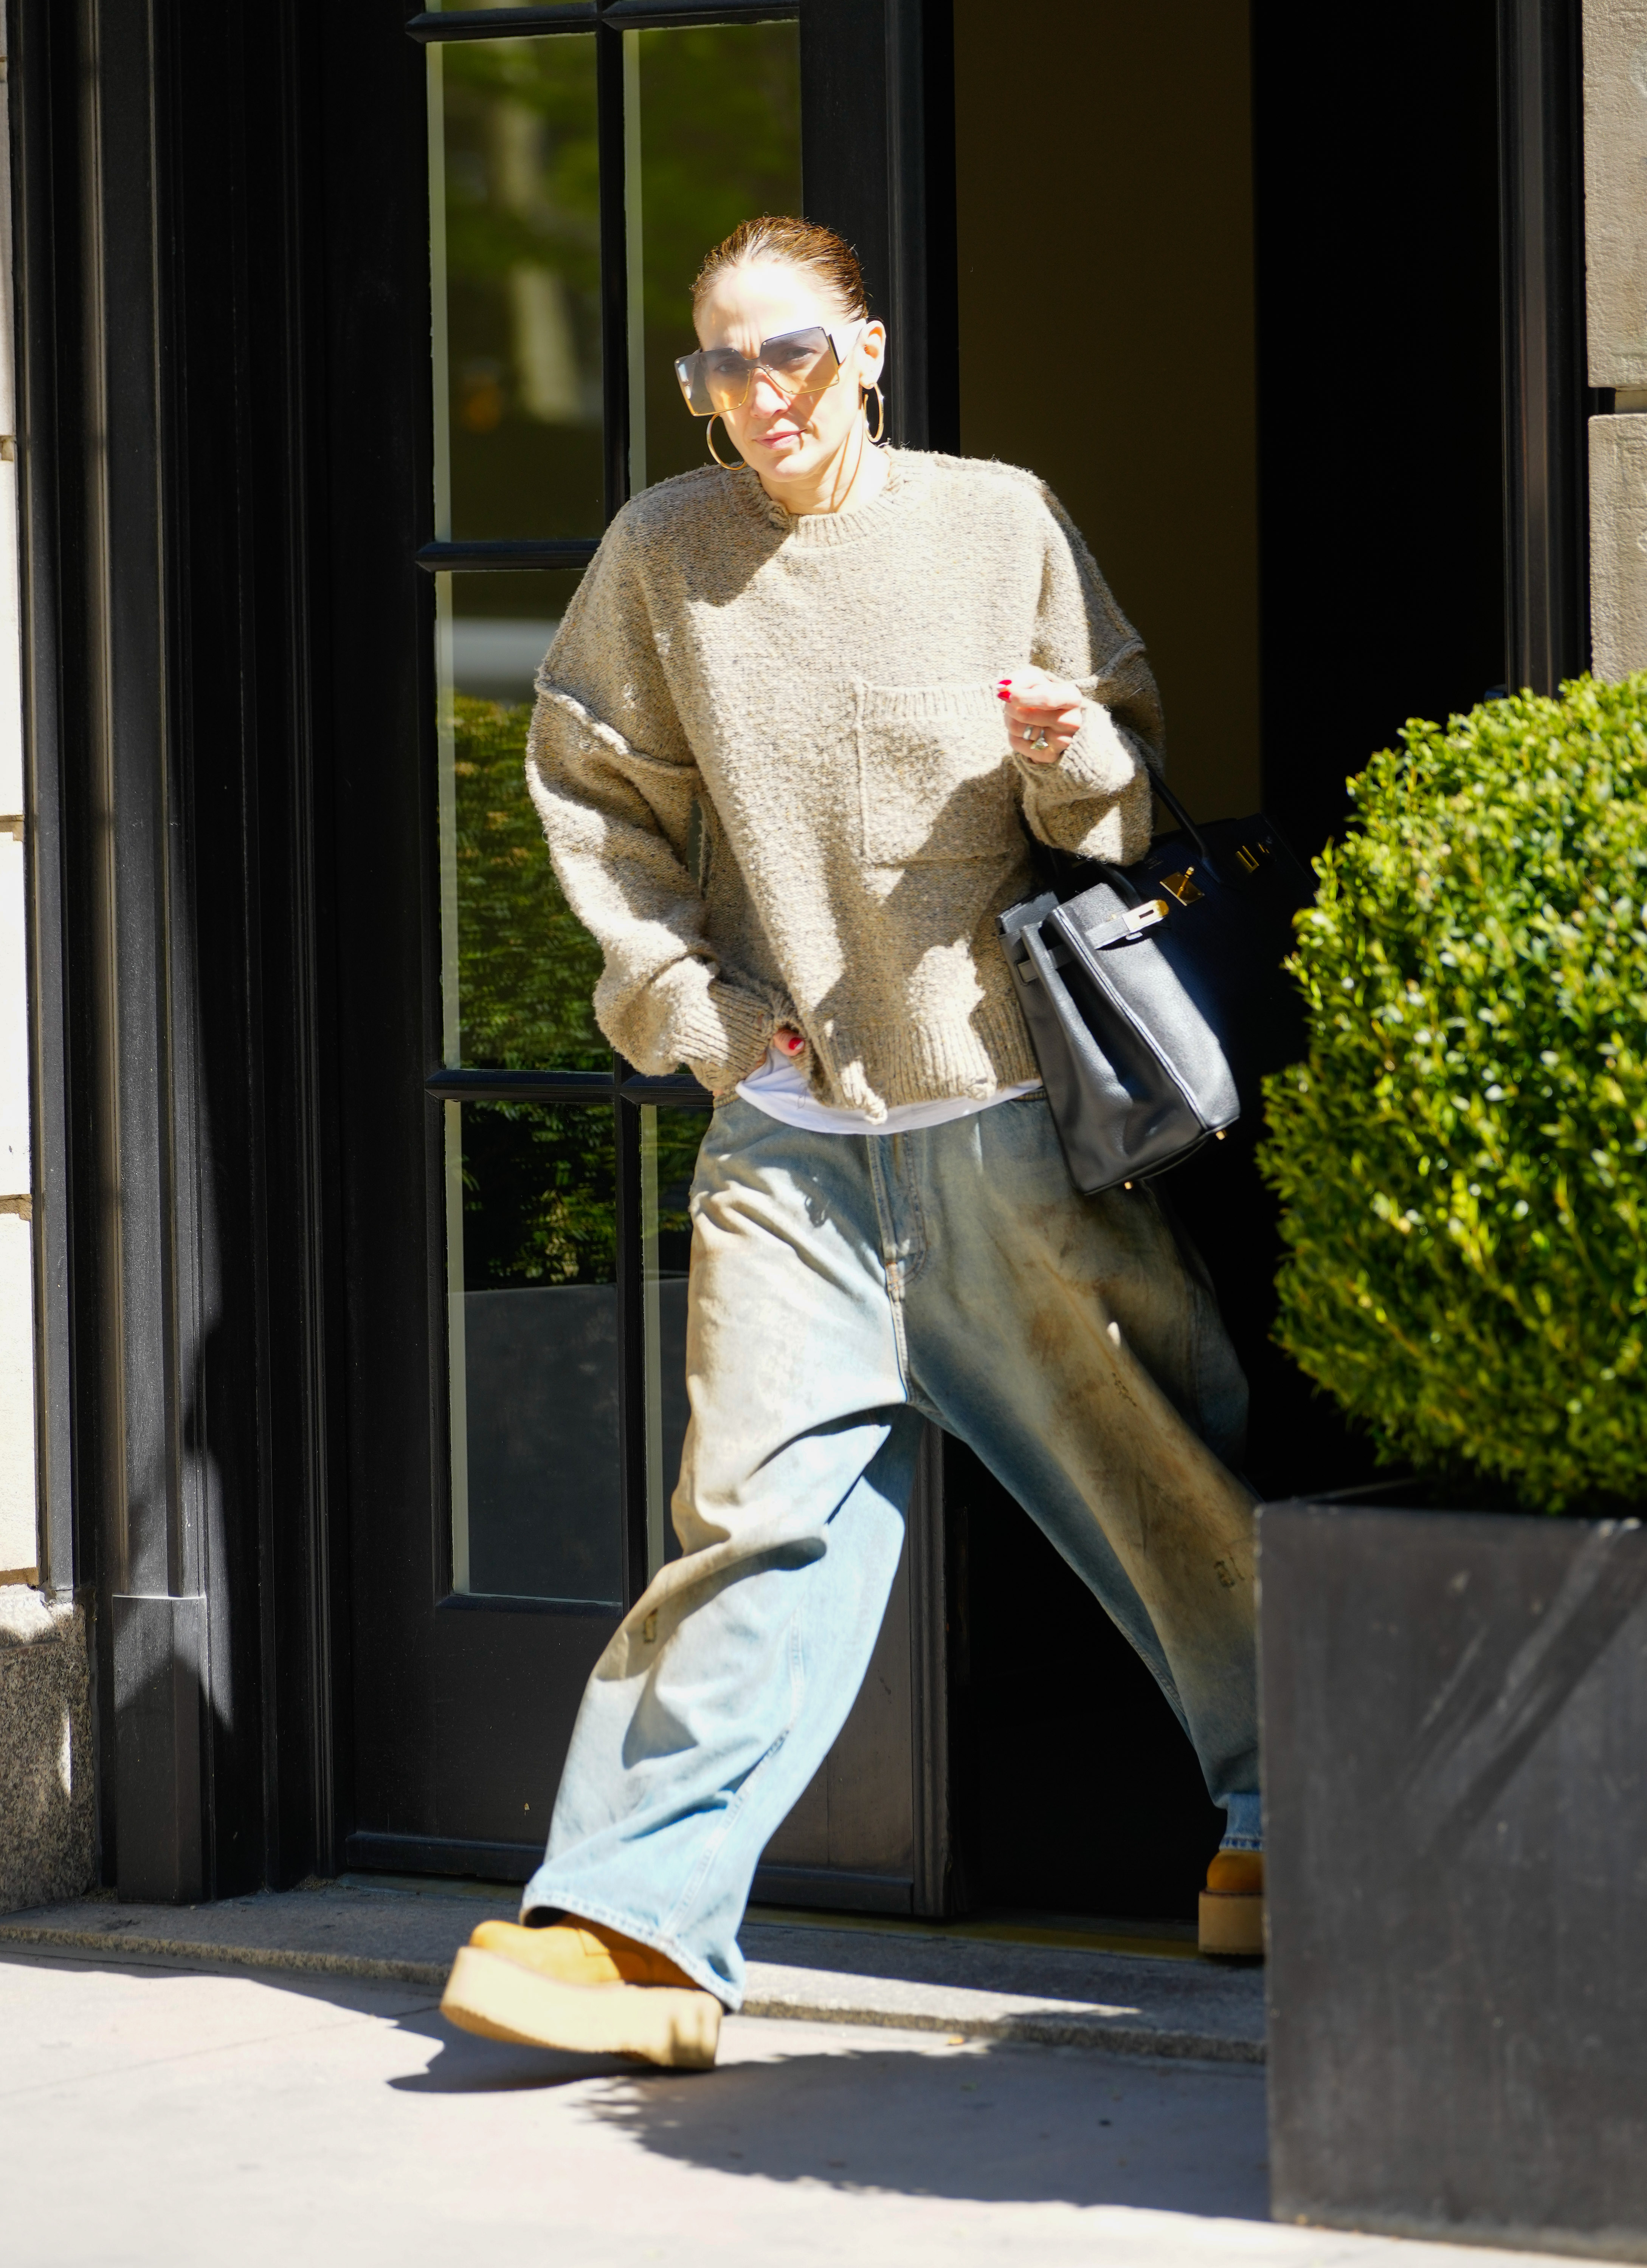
[853,678,1016,866]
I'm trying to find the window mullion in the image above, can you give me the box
[406,7,599,44]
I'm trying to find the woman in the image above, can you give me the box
[440,217,1262,2070]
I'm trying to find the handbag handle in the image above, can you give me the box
[1018,769,1214,896]
[1149,772,1213,866]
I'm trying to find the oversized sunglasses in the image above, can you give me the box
[675,324,862,417]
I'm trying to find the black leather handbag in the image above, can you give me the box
[997,780,1314,1195]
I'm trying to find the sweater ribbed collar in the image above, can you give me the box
[727,447,924,549]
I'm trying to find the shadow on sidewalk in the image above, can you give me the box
[2,1943,1271,2222]
[389,2007,636,2093]
[395,2002,1272,2219]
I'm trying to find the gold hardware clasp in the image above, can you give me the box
[1161,868,1203,905]
[1236,840,1271,874]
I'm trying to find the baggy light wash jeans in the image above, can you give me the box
[523,1092,1261,2005]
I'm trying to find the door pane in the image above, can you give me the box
[447,1099,622,1603]
[627,23,802,493]
[430,34,603,540]
[436,568,606,1072]
[639,1105,708,1577]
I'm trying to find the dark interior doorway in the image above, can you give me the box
[945,1438,1225,1924]
[945,0,1507,1924]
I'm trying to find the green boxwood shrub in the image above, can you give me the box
[1259,674,1647,1513]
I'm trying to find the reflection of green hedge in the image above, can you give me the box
[454,692,606,1072]
[1260,677,1647,1513]
[452,694,702,1286]
[460,1100,616,1289]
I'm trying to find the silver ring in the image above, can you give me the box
[1028,727,1049,750]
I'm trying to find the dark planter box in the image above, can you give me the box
[1259,1498,1647,2260]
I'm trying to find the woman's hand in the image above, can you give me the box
[774,1025,807,1059]
[998,667,1084,764]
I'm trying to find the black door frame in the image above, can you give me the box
[11,0,1583,1904]
[327,0,957,1907]
[12,0,345,1897]
[1498,0,1590,693]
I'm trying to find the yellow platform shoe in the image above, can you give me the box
[440,1914,723,2069]
[1198,1849,1265,1957]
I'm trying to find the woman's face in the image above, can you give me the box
[693,262,886,495]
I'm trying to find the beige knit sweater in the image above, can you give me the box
[525,448,1165,1117]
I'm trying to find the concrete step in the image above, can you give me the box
[0,1881,1265,2064]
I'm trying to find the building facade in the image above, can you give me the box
[0,0,1635,1923]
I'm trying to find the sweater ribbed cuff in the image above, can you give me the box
[673,978,775,1095]
[1016,700,1141,800]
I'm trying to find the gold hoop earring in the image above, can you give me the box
[706,413,739,470]
[864,383,887,445]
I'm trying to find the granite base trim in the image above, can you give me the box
[0,1920,450,1991]
[0,1593,95,1915]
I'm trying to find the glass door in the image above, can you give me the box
[330,0,941,1907]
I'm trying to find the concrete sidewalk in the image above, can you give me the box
[0,1942,1592,2268]
[0,1878,1265,2060]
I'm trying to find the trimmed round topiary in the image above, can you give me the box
[1259,674,1647,1513]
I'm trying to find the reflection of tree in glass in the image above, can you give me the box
[637,26,801,333]
[636,25,804,490]
[461,1100,617,1289]
[453,692,606,1072]
[444,37,600,429]
[459,1097,703,1292]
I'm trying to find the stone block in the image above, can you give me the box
[1589,413,1647,678]
[0,1589,95,1913]
[1585,0,1647,388]
[0,1212,35,1578]
[0,832,26,1197]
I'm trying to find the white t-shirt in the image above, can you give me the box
[736,1045,1041,1136]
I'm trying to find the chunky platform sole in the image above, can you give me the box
[440,1944,723,2068]
[1198,1888,1264,1957]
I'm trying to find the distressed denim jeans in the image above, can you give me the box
[523,1093,1261,2005]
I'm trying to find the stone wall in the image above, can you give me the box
[1587,0,1647,676]
[0,13,34,1586]
[0,1590,94,1912]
